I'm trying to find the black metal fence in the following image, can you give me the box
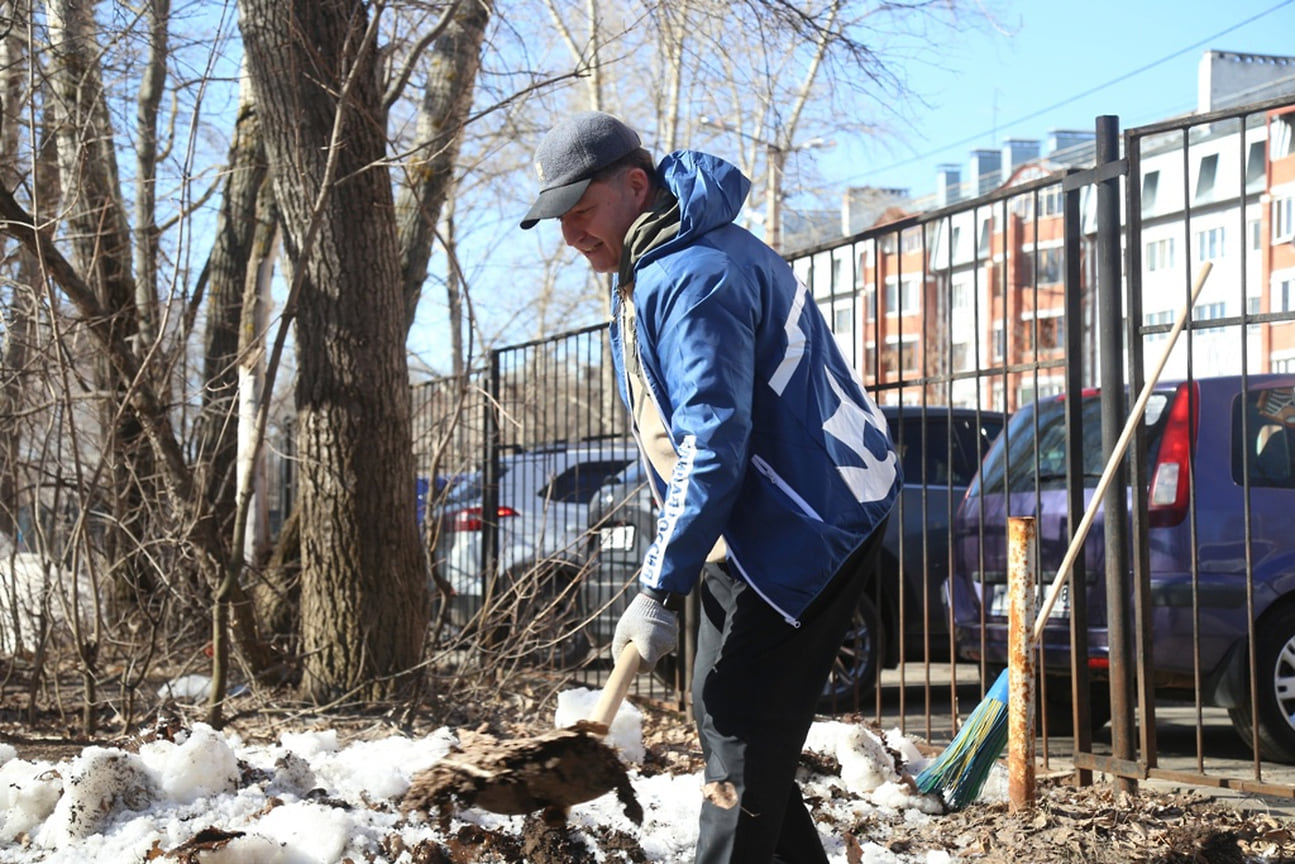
[413,95,1295,797]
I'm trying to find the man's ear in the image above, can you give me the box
[627,166,653,209]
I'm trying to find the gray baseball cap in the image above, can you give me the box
[520,111,642,229]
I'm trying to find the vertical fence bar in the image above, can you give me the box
[1095,114,1137,792]
[1123,126,1160,771]
[1062,170,1094,785]
[479,348,503,643]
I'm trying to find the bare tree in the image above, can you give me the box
[237,0,431,703]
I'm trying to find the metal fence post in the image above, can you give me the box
[1095,114,1137,792]
[1007,515,1037,811]
[479,348,503,639]
[1062,170,1094,784]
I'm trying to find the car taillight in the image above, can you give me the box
[1148,381,1198,527]
[448,506,519,532]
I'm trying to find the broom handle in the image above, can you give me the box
[1032,261,1212,640]
[589,642,641,728]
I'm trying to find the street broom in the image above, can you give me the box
[916,261,1212,809]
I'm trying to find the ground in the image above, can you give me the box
[3,663,1295,864]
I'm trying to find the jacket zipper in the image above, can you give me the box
[751,454,824,522]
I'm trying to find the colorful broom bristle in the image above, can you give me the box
[915,669,1009,809]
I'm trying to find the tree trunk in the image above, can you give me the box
[47,0,153,602]
[395,0,491,336]
[238,0,429,703]
[198,70,271,543]
[0,2,31,543]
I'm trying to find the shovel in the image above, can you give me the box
[403,643,644,825]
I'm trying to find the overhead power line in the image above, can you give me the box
[842,0,1295,186]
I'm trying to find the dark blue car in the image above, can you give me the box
[948,374,1295,761]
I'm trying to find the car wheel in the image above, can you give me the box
[816,591,884,714]
[1228,604,1295,763]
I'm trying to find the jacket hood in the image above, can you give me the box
[658,150,751,247]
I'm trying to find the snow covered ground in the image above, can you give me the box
[0,677,1004,863]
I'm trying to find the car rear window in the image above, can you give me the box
[1232,386,1295,488]
[969,392,1171,496]
[888,413,1005,487]
[540,458,636,503]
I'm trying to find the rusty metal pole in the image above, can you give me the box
[1007,516,1037,811]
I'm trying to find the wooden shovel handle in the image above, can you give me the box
[588,643,641,729]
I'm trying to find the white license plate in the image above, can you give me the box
[987,582,1069,619]
[599,525,636,550]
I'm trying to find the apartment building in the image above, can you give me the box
[793,51,1295,414]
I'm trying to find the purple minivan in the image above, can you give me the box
[948,374,1295,761]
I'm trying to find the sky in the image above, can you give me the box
[824,0,1295,200]
[413,0,1295,372]
[0,677,986,863]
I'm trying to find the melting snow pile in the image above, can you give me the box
[0,675,1003,863]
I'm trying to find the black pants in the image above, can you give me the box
[691,521,887,864]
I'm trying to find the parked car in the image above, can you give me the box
[584,405,1005,710]
[947,374,1295,760]
[431,439,637,663]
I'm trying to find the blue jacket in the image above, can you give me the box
[610,150,901,624]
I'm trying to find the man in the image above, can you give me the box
[520,110,900,864]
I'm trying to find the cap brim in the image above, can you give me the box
[519,177,593,229]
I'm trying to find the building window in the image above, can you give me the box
[1247,140,1267,191]
[884,277,920,315]
[1197,226,1226,262]
[863,285,877,321]
[1019,247,1064,285]
[1195,154,1219,203]
[1024,312,1063,354]
[1275,197,1295,243]
[1274,355,1295,374]
[1141,170,1159,214]
[1144,309,1174,341]
[1040,248,1063,283]
[1147,237,1176,272]
[882,337,919,375]
[1275,278,1294,314]
[952,281,969,312]
[833,306,853,334]
[1018,376,1064,407]
[992,321,1005,361]
[1251,219,1263,252]
[951,341,969,371]
[1274,114,1295,159]
[1193,301,1226,332]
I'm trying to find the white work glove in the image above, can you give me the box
[612,593,679,671]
